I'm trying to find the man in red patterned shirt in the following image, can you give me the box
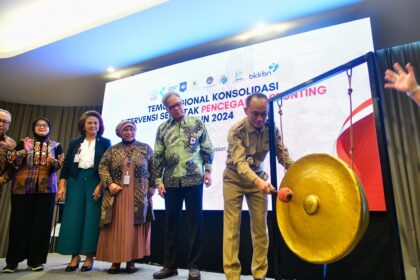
[0,109,16,198]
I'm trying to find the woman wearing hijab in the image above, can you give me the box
[56,110,111,272]
[2,117,64,273]
[96,120,155,274]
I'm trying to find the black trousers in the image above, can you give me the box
[163,185,203,269]
[6,193,55,267]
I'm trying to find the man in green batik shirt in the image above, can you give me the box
[153,92,214,280]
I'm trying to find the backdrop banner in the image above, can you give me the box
[102,18,385,211]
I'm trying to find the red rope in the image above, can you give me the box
[346,68,354,169]
[277,98,286,176]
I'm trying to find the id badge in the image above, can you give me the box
[74,154,80,163]
[123,173,130,185]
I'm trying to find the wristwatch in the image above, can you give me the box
[407,84,420,97]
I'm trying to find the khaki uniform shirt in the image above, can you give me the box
[225,117,293,184]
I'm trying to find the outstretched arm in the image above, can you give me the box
[384,62,420,105]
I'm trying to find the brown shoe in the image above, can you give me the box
[188,268,201,280]
[153,267,178,279]
[126,261,137,274]
[107,263,121,274]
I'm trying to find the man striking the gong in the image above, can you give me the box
[223,93,294,280]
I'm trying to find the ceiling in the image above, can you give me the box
[0,0,418,106]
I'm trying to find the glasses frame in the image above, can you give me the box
[167,102,183,111]
[35,124,49,128]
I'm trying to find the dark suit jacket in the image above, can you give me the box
[60,136,111,180]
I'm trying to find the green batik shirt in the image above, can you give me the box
[154,115,214,188]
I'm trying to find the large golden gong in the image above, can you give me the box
[276,153,369,264]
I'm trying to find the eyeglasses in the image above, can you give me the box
[167,102,183,111]
[35,124,49,128]
[0,119,10,125]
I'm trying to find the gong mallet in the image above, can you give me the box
[271,187,293,203]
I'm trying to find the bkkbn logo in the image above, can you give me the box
[249,63,279,79]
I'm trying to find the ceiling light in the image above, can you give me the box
[235,22,295,41]
[104,66,140,80]
[0,0,168,58]
[111,73,121,79]
[107,66,116,73]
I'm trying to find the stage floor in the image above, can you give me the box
[0,253,274,279]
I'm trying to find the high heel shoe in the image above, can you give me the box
[65,256,80,272]
[80,260,94,272]
[80,265,92,271]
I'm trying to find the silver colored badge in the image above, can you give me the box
[262,173,269,181]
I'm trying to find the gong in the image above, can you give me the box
[276,153,369,264]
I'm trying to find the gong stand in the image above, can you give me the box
[274,68,367,276]
[267,53,404,280]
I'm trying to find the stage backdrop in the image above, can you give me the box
[102,17,385,211]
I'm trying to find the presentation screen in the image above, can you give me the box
[102,18,385,211]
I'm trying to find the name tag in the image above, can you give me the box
[74,154,80,163]
[123,173,130,185]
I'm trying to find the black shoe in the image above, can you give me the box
[30,265,44,272]
[80,265,92,272]
[80,264,93,272]
[125,261,137,274]
[2,264,17,273]
[80,259,94,272]
[188,268,201,280]
[65,263,79,272]
[153,267,178,279]
[65,256,80,272]
[107,263,121,274]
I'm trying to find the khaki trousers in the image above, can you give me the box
[223,170,268,280]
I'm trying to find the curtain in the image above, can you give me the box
[0,101,101,257]
[375,41,420,280]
